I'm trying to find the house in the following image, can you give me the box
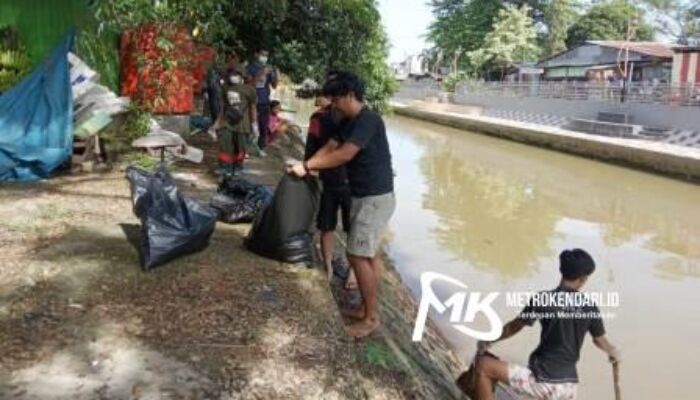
[504,62,544,83]
[536,41,674,83]
[672,46,700,85]
[392,55,429,81]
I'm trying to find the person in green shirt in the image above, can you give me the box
[216,68,258,176]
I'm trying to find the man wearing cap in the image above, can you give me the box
[470,249,621,400]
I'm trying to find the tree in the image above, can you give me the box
[428,0,504,72]
[544,0,575,56]
[93,0,397,111]
[642,0,700,45]
[566,0,655,47]
[256,0,397,112]
[505,0,549,24]
[208,0,395,111]
[468,5,540,78]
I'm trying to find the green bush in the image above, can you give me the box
[100,104,151,149]
[76,29,120,93]
[121,152,160,171]
[0,26,32,92]
[122,105,152,142]
[442,71,471,92]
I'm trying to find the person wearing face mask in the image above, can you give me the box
[205,51,245,139]
[246,48,278,154]
[215,68,258,176]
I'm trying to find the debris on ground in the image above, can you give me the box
[0,114,465,399]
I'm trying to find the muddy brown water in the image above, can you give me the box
[285,97,699,399]
[383,115,700,400]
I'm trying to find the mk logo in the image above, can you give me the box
[412,272,503,342]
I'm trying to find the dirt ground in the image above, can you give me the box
[0,132,465,399]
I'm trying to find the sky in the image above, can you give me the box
[377,0,435,64]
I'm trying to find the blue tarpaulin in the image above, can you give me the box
[0,33,74,182]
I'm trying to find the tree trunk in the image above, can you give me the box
[452,51,463,75]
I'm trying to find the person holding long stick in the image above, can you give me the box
[470,249,621,400]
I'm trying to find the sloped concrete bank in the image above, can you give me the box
[393,101,700,183]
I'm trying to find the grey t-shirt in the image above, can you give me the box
[518,286,606,383]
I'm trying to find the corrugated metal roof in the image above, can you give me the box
[588,41,674,59]
[673,45,700,53]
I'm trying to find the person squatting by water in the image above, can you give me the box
[471,249,621,400]
[289,71,395,338]
[304,91,357,289]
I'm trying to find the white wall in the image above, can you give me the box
[452,92,700,131]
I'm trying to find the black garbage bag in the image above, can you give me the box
[126,165,218,270]
[245,174,319,265]
[218,176,259,197]
[210,177,273,224]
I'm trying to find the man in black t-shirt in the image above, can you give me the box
[471,249,621,400]
[289,72,395,338]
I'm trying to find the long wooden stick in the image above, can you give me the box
[613,362,621,400]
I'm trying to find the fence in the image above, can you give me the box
[454,82,700,107]
[393,80,442,101]
[393,79,700,132]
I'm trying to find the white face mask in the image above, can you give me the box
[259,56,268,64]
[229,75,242,84]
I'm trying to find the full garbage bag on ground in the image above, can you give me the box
[245,174,319,265]
[126,165,217,270]
[210,176,273,224]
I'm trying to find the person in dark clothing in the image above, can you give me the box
[246,48,278,152]
[205,51,243,139]
[304,94,356,288]
[288,71,395,338]
[472,249,620,400]
[216,68,257,176]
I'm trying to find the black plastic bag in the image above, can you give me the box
[245,175,319,265]
[219,176,259,197]
[210,177,273,224]
[126,165,218,270]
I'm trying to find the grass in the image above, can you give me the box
[364,342,401,371]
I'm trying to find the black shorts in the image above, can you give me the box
[317,187,351,232]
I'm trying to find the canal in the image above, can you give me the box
[383,115,700,399]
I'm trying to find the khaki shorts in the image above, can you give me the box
[347,192,395,257]
[508,364,577,400]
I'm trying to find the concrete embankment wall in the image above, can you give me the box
[395,81,700,131]
[452,92,700,131]
[393,102,700,182]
